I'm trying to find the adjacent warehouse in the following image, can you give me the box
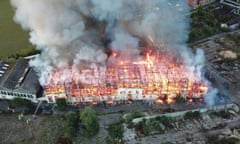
[0,59,43,102]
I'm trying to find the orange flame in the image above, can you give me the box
[45,49,208,104]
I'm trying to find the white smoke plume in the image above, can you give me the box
[204,88,218,106]
[10,0,217,105]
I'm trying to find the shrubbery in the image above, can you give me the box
[126,111,145,124]
[56,98,67,110]
[184,111,201,120]
[134,116,173,136]
[80,107,99,137]
[108,111,145,139]
[10,97,33,109]
[108,120,124,139]
[135,118,164,136]
[211,110,231,119]
[207,135,239,144]
[63,112,78,139]
[155,116,173,128]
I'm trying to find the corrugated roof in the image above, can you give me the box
[1,59,28,90]
[0,59,41,94]
[17,68,40,94]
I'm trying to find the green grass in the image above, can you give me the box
[0,114,67,144]
[0,0,34,60]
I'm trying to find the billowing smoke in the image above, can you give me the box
[204,88,218,106]
[11,0,216,105]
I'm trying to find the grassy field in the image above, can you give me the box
[0,114,66,144]
[0,0,34,60]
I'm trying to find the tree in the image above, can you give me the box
[56,98,67,110]
[196,6,205,17]
[64,112,78,139]
[108,121,124,139]
[202,25,215,36]
[80,107,99,137]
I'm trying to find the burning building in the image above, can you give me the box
[44,48,208,105]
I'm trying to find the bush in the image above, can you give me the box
[63,112,78,139]
[211,110,231,119]
[11,97,33,108]
[135,119,163,136]
[80,107,99,137]
[207,135,238,144]
[105,136,124,144]
[155,116,173,128]
[134,119,150,136]
[134,119,144,133]
[148,119,163,133]
[143,124,150,135]
[108,121,124,139]
[221,27,231,32]
[56,98,67,110]
[126,111,145,124]
[184,111,201,120]
[64,127,75,139]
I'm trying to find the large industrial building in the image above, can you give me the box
[44,50,208,105]
[0,59,43,103]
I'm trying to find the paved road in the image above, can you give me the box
[87,101,207,114]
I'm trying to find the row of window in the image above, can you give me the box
[0,91,34,98]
